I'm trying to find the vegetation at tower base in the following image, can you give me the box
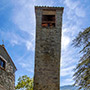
[72,27,90,90]
[15,75,33,90]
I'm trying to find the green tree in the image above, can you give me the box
[72,27,90,90]
[15,75,33,90]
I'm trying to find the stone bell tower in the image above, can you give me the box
[34,6,64,90]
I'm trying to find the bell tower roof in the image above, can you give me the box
[35,6,64,11]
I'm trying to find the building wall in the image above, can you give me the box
[0,46,15,90]
[0,46,16,73]
[34,7,63,90]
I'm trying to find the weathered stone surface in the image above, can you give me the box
[34,6,64,90]
[0,45,16,90]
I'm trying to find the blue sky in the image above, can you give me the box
[0,0,90,86]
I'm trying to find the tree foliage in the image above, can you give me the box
[72,27,90,90]
[15,75,33,90]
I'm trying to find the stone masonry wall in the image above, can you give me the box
[34,7,63,90]
[0,46,15,90]
[0,62,15,90]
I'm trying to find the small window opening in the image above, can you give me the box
[0,58,5,69]
[42,15,55,28]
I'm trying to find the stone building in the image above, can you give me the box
[0,45,17,90]
[34,6,64,90]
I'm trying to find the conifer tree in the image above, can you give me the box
[73,27,90,90]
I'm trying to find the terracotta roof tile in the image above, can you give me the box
[35,6,64,10]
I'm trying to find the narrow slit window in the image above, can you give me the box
[0,58,5,69]
[42,15,55,28]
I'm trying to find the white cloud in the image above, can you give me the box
[64,0,85,18]
[75,7,85,17]
[62,32,70,50]
[12,0,54,35]
[26,41,34,51]
[18,54,34,73]
[12,3,35,35]
[11,0,55,52]
[61,66,75,76]
[34,0,54,6]
[19,62,34,73]
[26,68,34,73]
[0,31,34,51]
[64,0,79,9]
[61,78,74,86]
[11,39,18,46]
[19,63,28,68]
[61,56,75,68]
